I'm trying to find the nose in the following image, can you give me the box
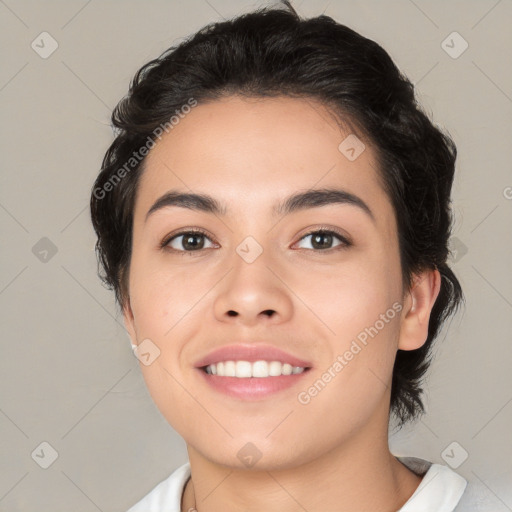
[212,248,294,327]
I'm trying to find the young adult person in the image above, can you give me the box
[90,2,484,510]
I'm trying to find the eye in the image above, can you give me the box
[162,229,216,253]
[160,227,351,255]
[295,229,351,251]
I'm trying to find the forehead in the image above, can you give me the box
[135,95,392,223]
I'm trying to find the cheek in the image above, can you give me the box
[297,249,401,341]
[129,252,205,336]
[291,251,402,413]
[128,262,200,428]
[295,310,400,445]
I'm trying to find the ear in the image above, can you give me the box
[398,269,441,351]
[123,297,138,349]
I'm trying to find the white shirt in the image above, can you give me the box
[126,456,489,511]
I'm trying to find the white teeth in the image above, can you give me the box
[252,360,268,377]
[224,361,236,377]
[204,360,306,378]
[282,363,293,375]
[268,361,282,376]
[236,361,252,378]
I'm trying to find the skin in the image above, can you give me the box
[123,95,441,512]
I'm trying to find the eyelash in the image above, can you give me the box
[160,226,352,256]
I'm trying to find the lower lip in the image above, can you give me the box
[196,368,311,401]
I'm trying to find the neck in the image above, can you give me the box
[181,418,422,512]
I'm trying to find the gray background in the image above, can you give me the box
[1,0,511,510]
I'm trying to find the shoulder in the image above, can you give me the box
[126,462,191,512]
[397,456,503,512]
[398,456,466,511]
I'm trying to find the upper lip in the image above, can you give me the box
[194,344,312,369]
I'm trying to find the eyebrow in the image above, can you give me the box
[145,187,375,223]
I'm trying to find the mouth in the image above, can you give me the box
[196,360,312,401]
[193,343,313,400]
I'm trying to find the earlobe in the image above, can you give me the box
[398,269,441,351]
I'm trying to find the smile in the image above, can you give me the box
[198,362,311,401]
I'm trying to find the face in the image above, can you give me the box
[124,95,409,470]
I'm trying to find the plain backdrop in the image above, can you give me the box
[0,1,511,510]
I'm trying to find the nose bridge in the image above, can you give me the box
[212,233,293,323]
[228,233,275,299]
